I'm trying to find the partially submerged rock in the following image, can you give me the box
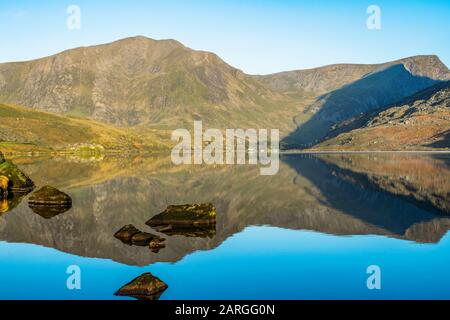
[146,203,217,238]
[28,186,72,206]
[28,186,72,219]
[146,203,217,227]
[0,153,34,214]
[0,160,35,193]
[115,272,168,300]
[149,239,166,253]
[114,224,141,244]
[0,176,9,200]
[131,232,160,246]
[152,224,216,238]
[0,200,9,214]
[0,193,28,215]
[114,224,166,252]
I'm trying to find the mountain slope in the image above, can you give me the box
[0,103,169,154]
[255,55,450,95]
[0,36,310,136]
[281,61,450,148]
[313,81,450,150]
[1,37,449,150]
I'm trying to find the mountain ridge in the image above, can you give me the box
[0,36,298,131]
[254,54,450,95]
[0,36,449,150]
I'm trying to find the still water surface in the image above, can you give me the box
[0,153,449,299]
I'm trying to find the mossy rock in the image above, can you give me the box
[115,273,168,300]
[28,186,72,206]
[114,224,141,244]
[149,239,166,253]
[114,224,166,249]
[131,232,163,246]
[0,191,31,215]
[0,161,35,193]
[146,203,217,228]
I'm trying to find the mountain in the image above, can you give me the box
[277,57,450,147]
[313,81,450,150]
[0,36,449,150]
[0,103,169,154]
[254,55,450,95]
[0,36,310,137]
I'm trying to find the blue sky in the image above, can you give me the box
[0,0,449,74]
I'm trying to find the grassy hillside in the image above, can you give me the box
[0,103,169,154]
[0,36,311,136]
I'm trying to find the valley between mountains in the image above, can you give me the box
[0,36,449,154]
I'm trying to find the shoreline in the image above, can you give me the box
[2,149,450,158]
[281,150,450,154]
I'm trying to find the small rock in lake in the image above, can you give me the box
[0,176,9,200]
[0,193,29,215]
[28,186,72,219]
[115,272,168,300]
[149,239,166,253]
[114,224,166,250]
[147,203,216,227]
[28,186,72,206]
[131,232,161,246]
[0,199,9,214]
[146,203,217,238]
[114,224,141,244]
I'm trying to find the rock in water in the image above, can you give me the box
[115,272,168,300]
[149,239,166,253]
[0,176,9,200]
[28,186,72,219]
[131,232,159,246]
[114,224,166,250]
[0,161,35,193]
[28,186,72,206]
[114,224,141,244]
[0,199,9,214]
[146,203,217,228]
[0,193,29,215]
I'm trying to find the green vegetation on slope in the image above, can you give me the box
[0,103,169,154]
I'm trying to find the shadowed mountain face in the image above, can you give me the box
[314,81,450,150]
[283,64,450,147]
[0,154,448,266]
[315,153,450,215]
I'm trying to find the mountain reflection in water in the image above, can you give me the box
[0,153,448,268]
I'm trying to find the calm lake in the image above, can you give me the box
[0,153,449,300]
